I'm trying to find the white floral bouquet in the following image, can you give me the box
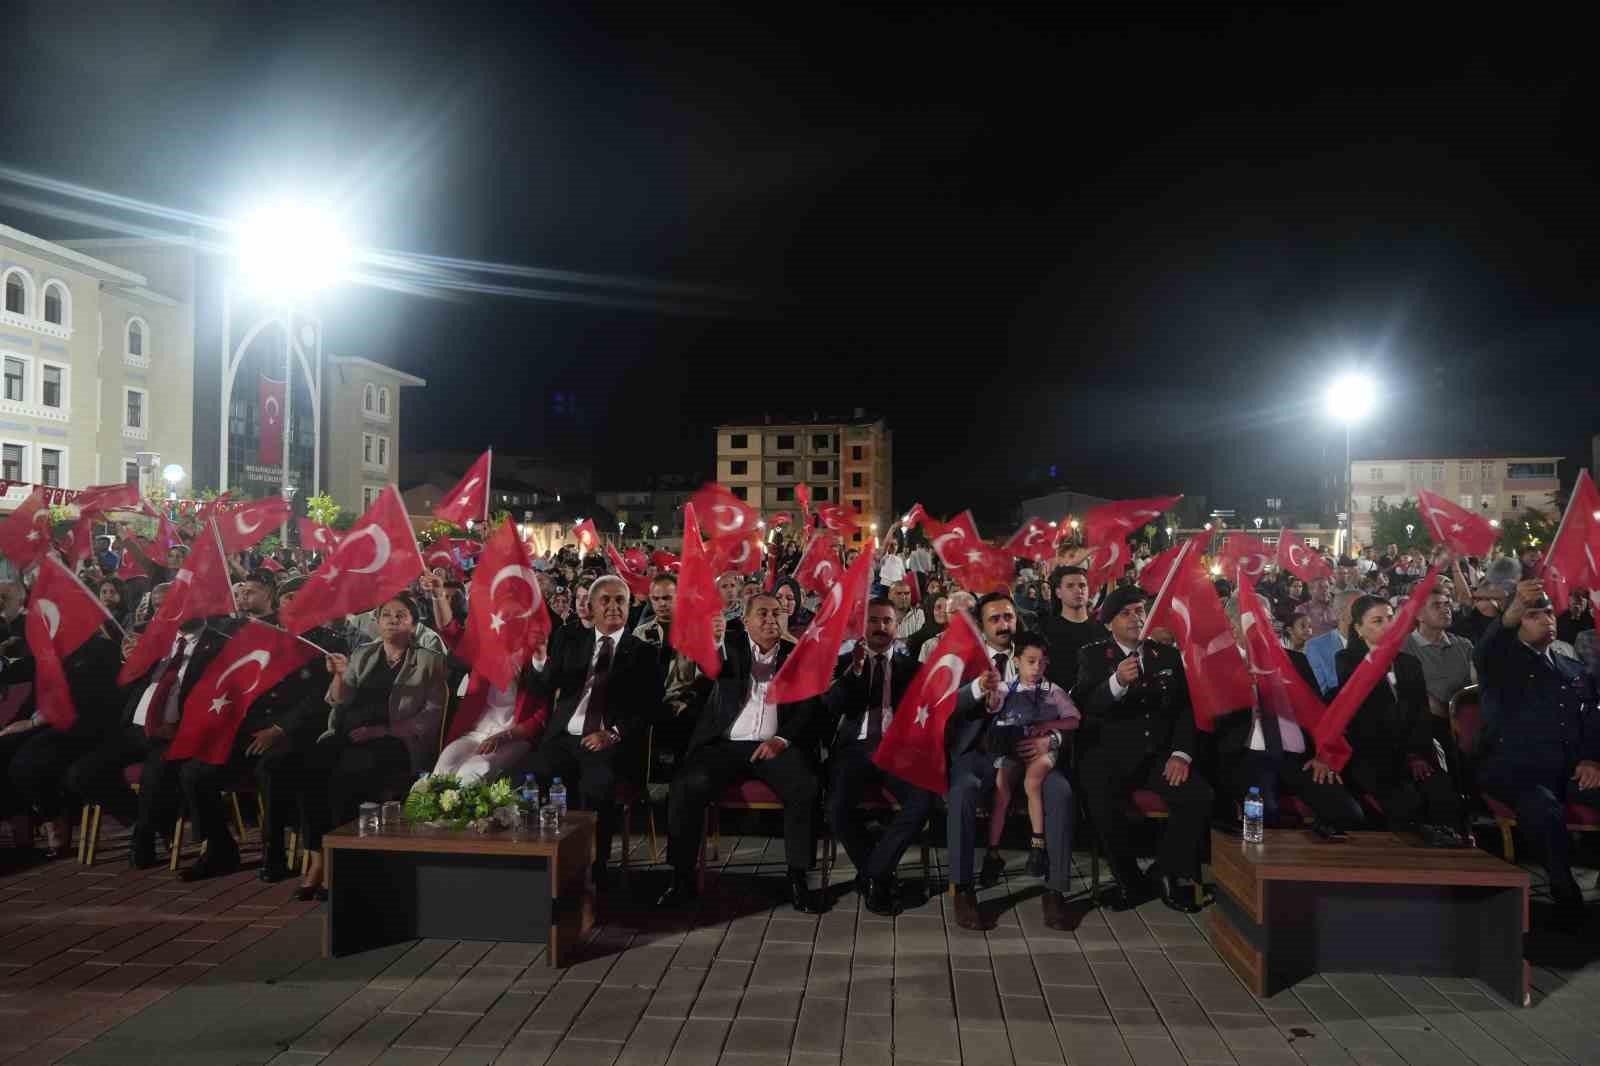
[404,773,519,830]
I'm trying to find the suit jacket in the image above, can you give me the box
[823,648,918,753]
[327,639,450,773]
[685,636,817,755]
[1474,617,1599,777]
[1212,649,1322,760]
[1071,638,1196,767]
[119,623,236,731]
[0,631,123,740]
[1333,645,1434,773]
[241,622,348,740]
[528,625,662,743]
[1305,629,1345,696]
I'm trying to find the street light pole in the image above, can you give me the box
[280,301,293,541]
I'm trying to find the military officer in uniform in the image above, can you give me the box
[1072,586,1211,912]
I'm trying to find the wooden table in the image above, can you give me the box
[323,811,595,965]
[1208,829,1529,1004]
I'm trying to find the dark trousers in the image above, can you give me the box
[532,732,623,868]
[1343,753,1461,830]
[0,730,36,819]
[65,725,178,838]
[299,735,413,850]
[8,730,99,820]
[828,742,935,879]
[1223,750,1365,830]
[1079,748,1213,879]
[1482,765,1600,896]
[178,746,250,863]
[256,743,311,866]
[667,739,818,875]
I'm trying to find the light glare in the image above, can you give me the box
[236,203,352,298]
[1326,373,1376,422]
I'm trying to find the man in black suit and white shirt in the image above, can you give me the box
[657,592,823,913]
[529,575,664,885]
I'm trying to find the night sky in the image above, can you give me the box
[3,3,1597,525]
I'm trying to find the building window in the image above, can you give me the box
[125,388,146,429]
[852,530,863,544]
[1,444,24,481]
[731,486,748,501]
[730,460,748,476]
[3,357,24,402]
[776,486,794,502]
[42,283,66,326]
[3,270,27,315]
[811,433,829,451]
[1459,494,1473,509]
[1509,494,1523,511]
[1480,494,1495,512]
[814,486,829,501]
[1506,462,1556,480]
[851,498,863,513]
[1430,463,1444,481]
[126,319,144,357]
[379,387,390,416]
[363,433,374,464]
[851,445,863,461]
[776,460,794,477]
[1480,463,1493,482]
[851,472,863,488]
[1369,467,1382,481]
[1460,463,1473,481]
[40,448,61,487]
[124,459,140,486]
[730,433,748,449]
[363,384,376,412]
[812,460,828,477]
[377,436,388,469]
[41,365,63,409]
[362,486,381,510]
[775,434,795,450]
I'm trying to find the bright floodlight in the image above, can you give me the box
[162,464,184,485]
[236,202,352,297]
[1326,373,1376,422]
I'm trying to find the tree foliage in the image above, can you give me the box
[1368,498,1435,552]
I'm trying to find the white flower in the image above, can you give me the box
[439,789,461,813]
[409,776,432,795]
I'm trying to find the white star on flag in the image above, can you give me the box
[489,610,505,633]
[914,705,930,727]
[208,696,230,714]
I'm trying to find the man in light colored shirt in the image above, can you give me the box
[1406,586,1475,719]
[888,581,925,640]
[1305,590,1360,695]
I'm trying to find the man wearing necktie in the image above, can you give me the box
[824,598,932,915]
[529,576,664,887]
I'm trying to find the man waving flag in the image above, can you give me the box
[871,610,991,794]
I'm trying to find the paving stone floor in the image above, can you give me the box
[1,822,1596,1066]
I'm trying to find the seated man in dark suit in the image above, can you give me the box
[1334,595,1461,832]
[1213,597,1363,830]
[823,598,932,915]
[1072,586,1212,913]
[1475,579,1599,927]
[657,592,823,914]
[528,575,664,886]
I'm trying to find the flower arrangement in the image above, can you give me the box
[404,774,520,831]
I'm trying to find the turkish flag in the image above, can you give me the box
[1276,528,1332,584]
[764,536,780,592]
[1217,533,1274,583]
[117,520,236,685]
[1004,517,1057,562]
[708,528,764,576]
[257,375,286,467]
[61,511,97,568]
[691,483,759,542]
[298,517,340,554]
[259,555,284,573]
[423,541,463,580]
[0,488,55,570]
[1312,566,1441,772]
[796,483,812,519]
[902,502,930,530]
[670,504,722,680]
[770,547,872,703]
[75,482,144,516]
[26,557,114,729]
[117,544,146,580]
[279,485,423,636]
[217,497,291,554]
[623,546,649,571]
[571,518,601,556]
[872,610,991,795]
[816,504,859,532]
[1137,542,1186,596]
[794,531,843,594]
[1085,539,1134,593]
[154,513,184,555]
[607,542,653,598]
[1540,470,1600,615]
[456,519,551,689]
[1236,574,1346,765]
[1083,496,1181,547]
[650,549,679,571]
[434,449,491,528]
[927,511,984,570]
[767,513,792,528]
[1142,534,1252,731]
[1416,489,1499,559]
[164,620,320,764]
[957,542,1015,595]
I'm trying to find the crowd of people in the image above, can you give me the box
[1,498,1596,936]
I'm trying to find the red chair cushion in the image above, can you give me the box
[1482,793,1518,822]
[1130,789,1169,816]
[1564,801,1600,827]
[720,779,782,806]
[122,763,143,787]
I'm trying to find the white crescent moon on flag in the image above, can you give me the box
[727,540,752,567]
[813,579,846,627]
[1422,503,1454,540]
[263,396,280,421]
[456,476,481,506]
[1169,596,1192,642]
[812,560,835,585]
[1288,544,1310,569]
[215,649,271,695]
[343,526,393,575]
[710,504,743,534]
[1023,526,1044,546]
[489,564,543,616]
[1243,552,1266,577]
[924,653,964,708]
[932,526,967,566]
[36,599,60,640]
[236,509,264,536]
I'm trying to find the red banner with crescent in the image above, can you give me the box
[258,375,286,468]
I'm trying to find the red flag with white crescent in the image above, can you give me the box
[690,483,759,543]
[258,375,286,467]
[1136,542,1186,596]
[61,511,97,568]
[26,557,114,730]
[457,519,551,689]
[117,519,237,685]
[1083,495,1181,547]
[796,483,813,535]
[816,503,859,532]
[278,485,424,636]
[606,542,652,599]
[1003,517,1057,562]
[1276,528,1332,584]
[770,547,872,704]
[155,513,185,555]
[117,544,146,580]
[871,609,991,795]
[75,482,144,516]
[423,541,462,580]
[902,502,930,530]
[217,497,292,554]
[1084,539,1132,593]
[1416,489,1500,559]
[1538,470,1600,615]
[1217,533,1274,583]
[707,527,763,576]
[927,511,984,570]
[571,518,601,556]
[794,531,842,594]
[0,488,55,570]
[670,503,722,680]
[1141,533,1252,731]
[298,517,340,554]
[164,619,321,764]
[650,548,679,571]
[434,449,491,528]
[1237,573,1345,764]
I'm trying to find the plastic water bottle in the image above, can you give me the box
[1243,787,1265,844]
[519,774,538,812]
[549,777,568,825]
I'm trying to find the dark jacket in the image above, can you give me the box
[1473,618,1598,777]
[528,625,662,743]
[685,636,817,755]
[1334,644,1434,773]
[0,632,123,739]
[1212,650,1322,760]
[823,648,918,753]
[119,622,236,730]
[241,622,349,740]
[1040,612,1108,692]
[1071,638,1196,766]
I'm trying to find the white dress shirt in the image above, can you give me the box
[566,629,623,736]
[878,553,907,586]
[728,638,783,742]
[856,650,896,741]
[1105,638,1192,763]
[1239,647,1307,754]
[131,630,202,727]
[967,641,1020,699]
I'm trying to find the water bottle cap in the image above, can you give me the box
[1247,787,1260,795]
[552,777,563,785]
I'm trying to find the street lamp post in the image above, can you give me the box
[1326,373,1376,556]
[1253,516,1263,531]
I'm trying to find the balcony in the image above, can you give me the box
[0,397,70,423]
[0,310,72,342]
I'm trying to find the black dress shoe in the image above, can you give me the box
[1042,888,1072,931]
[979,851,1006,887]
[863,875,899,917]
[129,831,159,870]
[654,874,698,909]
[1159,873,1204,914]
[952,884,991,931]
[293,884,329,902]
[788,870,825,915]
[179,851,241,883]
[1108,864,1153,910]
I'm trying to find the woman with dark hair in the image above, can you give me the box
[905,594,950,660]
[293,593,448,900]
[1333,595,1461,832]
[773,578,812,641]
[97,576,133,633]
